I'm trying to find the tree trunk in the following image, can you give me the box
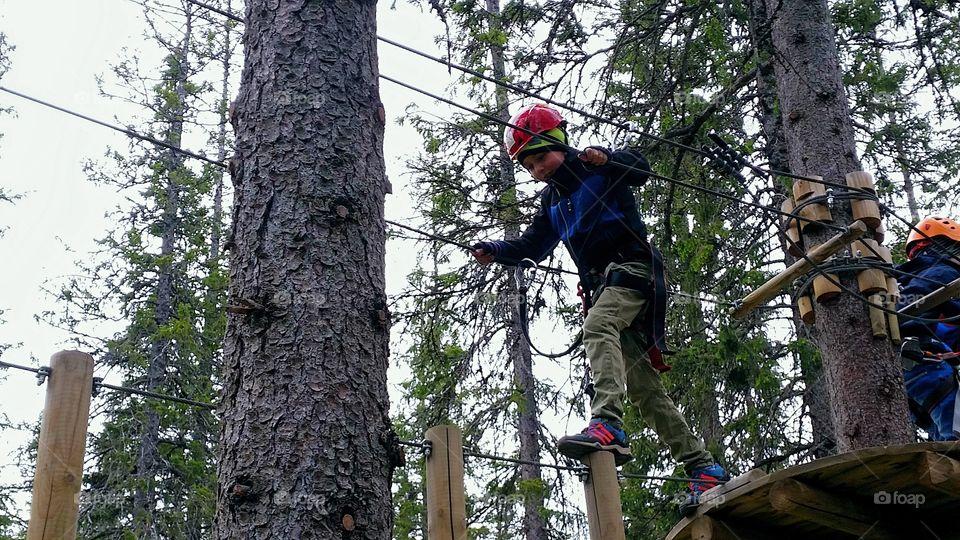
[133,9,194,535]
[216,1,393,537]
[764,0,912,451]
[486,2,549,538]
[747,0,835,458]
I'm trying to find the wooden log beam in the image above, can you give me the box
[27,351,94,540]
[425,425,467,540]
[898,276,960,317]
[768,478,900,539]
[581,451,625,540]
[731,221,868,319]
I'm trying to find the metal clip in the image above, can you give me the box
[826,188,835,207]
[92,377,103,397]
[422,439,433,459]
[577,468,590,482]
[35,366,51,386]
[514,258,537,294]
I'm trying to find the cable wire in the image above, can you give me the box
[0,359,46,375]
[0,86,225,168]
[95,380,218,410]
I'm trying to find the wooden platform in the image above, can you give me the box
[666,442,960,540]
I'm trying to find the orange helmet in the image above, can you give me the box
[906,216,960,259]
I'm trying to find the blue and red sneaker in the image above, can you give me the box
[679,463,730,517]
[557,418,633,466]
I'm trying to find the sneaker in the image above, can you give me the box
[557,418,633,466]
[679,463,730,517]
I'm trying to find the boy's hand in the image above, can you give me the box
[471,242,497,265]
[578,147,608,166]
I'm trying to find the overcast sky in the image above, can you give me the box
[0,0,476,514]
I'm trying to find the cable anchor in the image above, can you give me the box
[421,439,433,459]
[92,376,104,397]
[35,366,51,386]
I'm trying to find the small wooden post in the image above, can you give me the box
[27,350,94,540]
[425,425,467,540]
[886,276,902,344]
[868,294,888,338]
[581,452,625,540]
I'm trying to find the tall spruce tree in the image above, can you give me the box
[215,0,395,536]
[43,2,230,536]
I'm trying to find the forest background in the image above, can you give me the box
[0,0,957,538]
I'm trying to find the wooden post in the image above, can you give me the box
[581,452,625,540]
[27,350,94,540]
[731,221,868,319]
[424,425,467,540]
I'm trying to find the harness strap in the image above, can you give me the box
[604,268,671,373]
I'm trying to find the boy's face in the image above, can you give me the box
[521,150,565,182]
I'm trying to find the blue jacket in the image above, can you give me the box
[485,147,671,354]
[896,249,960,348]
[486,147,652,274]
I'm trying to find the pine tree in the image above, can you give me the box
[40,2,229,536]
[764,0,913,450]
[215,1,395,536]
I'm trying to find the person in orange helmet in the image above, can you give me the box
[897,216,960,440]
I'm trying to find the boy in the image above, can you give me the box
[896,216,960,441]
[471,103,727,515]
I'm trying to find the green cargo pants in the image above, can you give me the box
[582,261,714,470]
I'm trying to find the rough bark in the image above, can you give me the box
[764,0,912,451]
[747,0,835,458]
[486,2,549,537]
[216,1,394,538]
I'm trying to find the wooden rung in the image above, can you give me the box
[798,295,815,325]
[768,478,900,539]
[780,198,803,257]
[851,239,881,259]
[813,273,842,303]
[793,175,826,202]
[874,244,893,264]
[850,199,881,229]
[899,276,960,317]
[846,171,877,193]
[857,269,888,295]
[869,294,888,338]
[798,201,833,230]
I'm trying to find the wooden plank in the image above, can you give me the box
[767,478,900,539]
[581,451,625,540]
[425,425,467,540]
[731,221,868,319]
[27,350,94,540]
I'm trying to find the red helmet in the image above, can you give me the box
[503,104,566,160]
[906,216,960,259]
